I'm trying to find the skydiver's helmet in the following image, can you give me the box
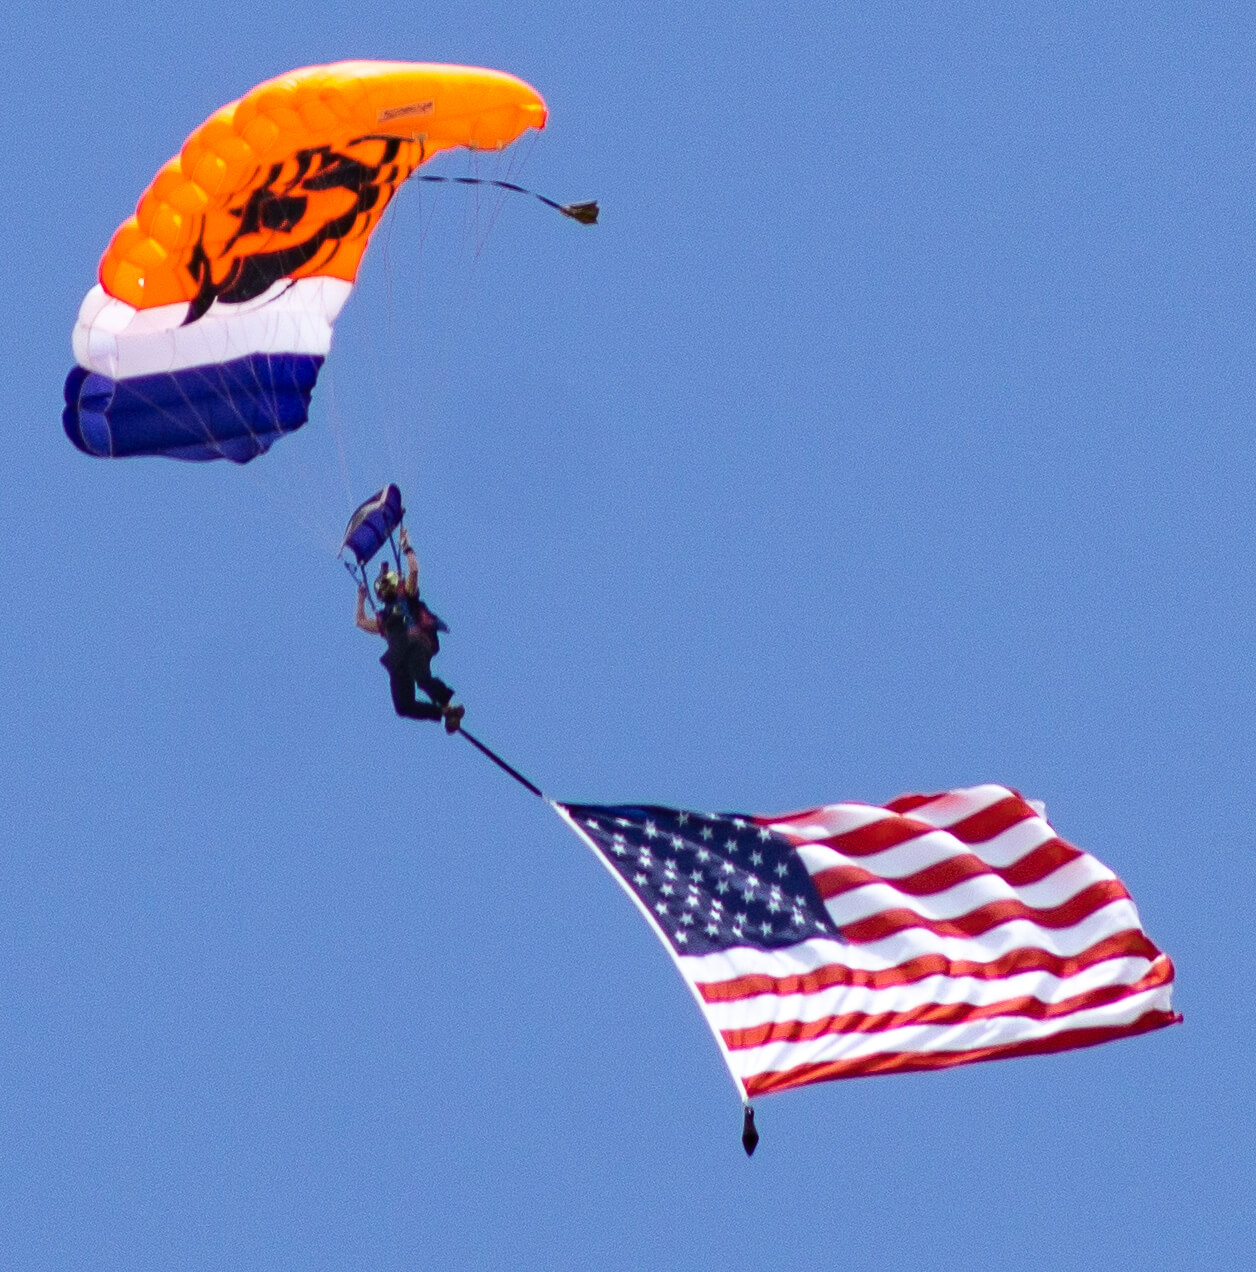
[375,564,401,601]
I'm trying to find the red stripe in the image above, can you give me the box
[753,807,831,827]
[697,934,1166,1004]
[1001,838,1082,886]
[881,789,1035,827]
[943,795,1037,844]
[882,792,942,815]
[817,814,936,858]
[839,879,1131,943]
[812,862,907,898]
[742,1010,1182,1095]
[811,836,1083,901]
[721,960,1175,1050]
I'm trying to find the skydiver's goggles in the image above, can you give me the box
[374,566,401,599]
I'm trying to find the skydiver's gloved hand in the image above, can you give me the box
[399,527,412,553]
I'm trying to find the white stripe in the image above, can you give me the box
[71,278,353,379]
[948,814,1069,869]
[796,832,958,879]
[701,956,1160,1032]
[725,982,1175,1078]
[680,903,1149,985]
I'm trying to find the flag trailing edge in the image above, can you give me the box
[552,785,1178,1103]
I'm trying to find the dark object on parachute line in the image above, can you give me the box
[742,1106,759,1157]
[415,174,598,226]
[560,201,599,224]
[342,484,404,566]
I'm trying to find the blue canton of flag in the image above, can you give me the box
[559,804,838,957]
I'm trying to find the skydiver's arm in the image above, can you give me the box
[400,527,419,597]
[355,586,380,634]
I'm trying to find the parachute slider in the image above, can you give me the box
[416,175,598,224]
[341,483,405,567]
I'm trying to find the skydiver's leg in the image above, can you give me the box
[388,664,443,721]
[418,673,454,708]
[407,643,454,708]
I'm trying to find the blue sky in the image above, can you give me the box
[3,3,1253,1269]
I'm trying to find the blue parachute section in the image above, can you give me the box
[62,354,323,463]
[341,485,405,566]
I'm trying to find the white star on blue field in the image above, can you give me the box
[567,804,835,954]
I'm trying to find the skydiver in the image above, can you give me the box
[355,526,465,732]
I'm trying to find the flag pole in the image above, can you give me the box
[456,726,544,799]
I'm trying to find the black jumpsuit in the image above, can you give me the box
[379,595,453,721]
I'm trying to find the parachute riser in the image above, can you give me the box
[343,557,378,616]
[387,527,419,627]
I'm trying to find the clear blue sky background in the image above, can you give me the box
[3,3,1252,1269]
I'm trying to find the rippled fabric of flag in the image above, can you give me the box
[554,785,1178,1100]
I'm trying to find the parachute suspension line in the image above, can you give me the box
[343,558,378,616]
[415,175,599,225]
[456,728,544,799]
[386,528,412,621]
[370,172,395,480]
[327,361,355,514]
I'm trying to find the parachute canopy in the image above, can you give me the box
[341,483,404,566]
[65,61,547,463]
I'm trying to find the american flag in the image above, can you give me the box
[554,785,1178,1100]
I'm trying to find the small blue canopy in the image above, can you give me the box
[341,484,405,566]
